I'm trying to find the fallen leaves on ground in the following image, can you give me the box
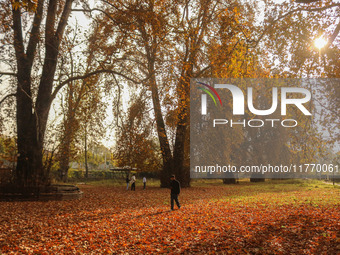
[0,181,339,254]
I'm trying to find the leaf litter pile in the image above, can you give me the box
[0,181,339,254]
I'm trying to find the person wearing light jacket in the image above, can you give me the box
[130,174,136,191]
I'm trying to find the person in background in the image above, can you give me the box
[130,174,136,191]
[170,175,181,211]
[143,176,146,190]
[126,175,130,190]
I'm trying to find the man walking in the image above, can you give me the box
[170,175,181,211]
[143,176,146,190]
[130,174,136,191]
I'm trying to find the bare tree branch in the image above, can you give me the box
[326,20,340,49]
[0,72,17,76]
[26,0,44,66]
[50,69,148,103]
[11,1,25,62]
[71,8,125,27]
[314,97,339,116]
[45,0,57,44]
[254,3,340,48]
[55,0,73,43]
[296,0,321,4]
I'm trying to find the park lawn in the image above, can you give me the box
[0,180,339,254]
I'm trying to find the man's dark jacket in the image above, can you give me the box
[170,179,181,194]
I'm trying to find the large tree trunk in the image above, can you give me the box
[13,7,45,186]
[147,57,173,187]
[15,67,53,187]
[172,61,193,188]
[173,78,190,187]
[149,74,174,187]
[16,72,45,186]
[12,0,74,187]
[173,124,190,187]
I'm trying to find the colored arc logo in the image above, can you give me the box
[197,82,223,107]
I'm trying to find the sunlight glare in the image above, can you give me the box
[314,37,327,50]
